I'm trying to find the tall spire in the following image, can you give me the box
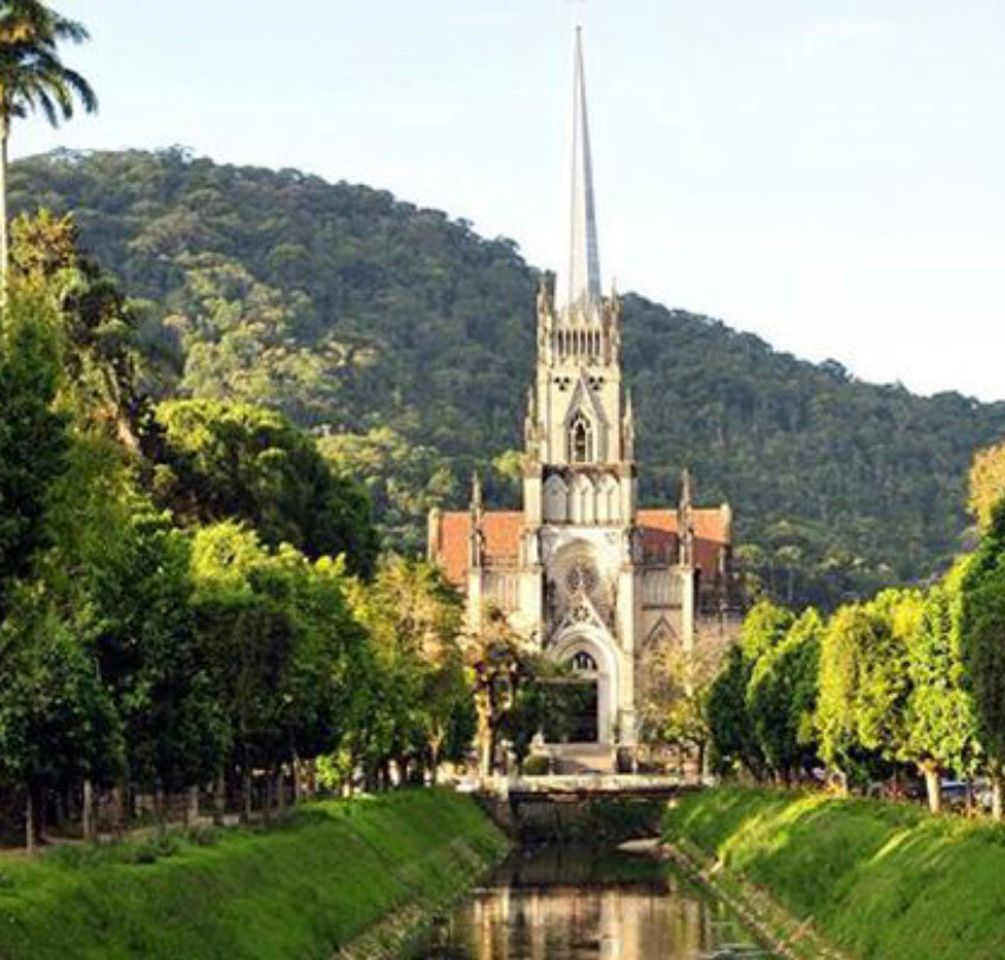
[555,26,602,314]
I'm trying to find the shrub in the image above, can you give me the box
[522,755,550,776]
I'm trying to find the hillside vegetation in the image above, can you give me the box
[666,787,1005,960]
[11,147,1005,607]
[0,789,507,960]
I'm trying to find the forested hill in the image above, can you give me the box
[10,147,1005,607]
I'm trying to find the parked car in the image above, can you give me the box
[940,780,969,810]
[974,780,995,812]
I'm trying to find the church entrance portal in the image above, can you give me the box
[566,680,599,742]
[544,646,603,744]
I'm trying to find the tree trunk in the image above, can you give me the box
[82,778,94,842]
[154,785,166,834]
[275,769,286,813]
[213,775,226,824]
[242,770,253,822]
[185,785,200,826]
[833,768,849,797]
[429,741,441,786]
[33,787,47,847]
[25,788,35,854]
[111,784,125,836]
[992,767,1004,822]
[922,763,941,814]
[53,792,66,831]
[0,117,9,304]
[292,755,302,806]
[475,693,494,780]
[263,772,274,820]
[477,724,492,779]
[489,726,502,778]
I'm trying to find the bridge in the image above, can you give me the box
[480,773,708,801]
[473,774,711,841]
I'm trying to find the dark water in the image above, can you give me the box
[413,845,778,959]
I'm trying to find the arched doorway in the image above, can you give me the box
[549,633,617,745]
[564,650,600,742]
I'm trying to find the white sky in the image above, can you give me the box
[13,1,1005,400]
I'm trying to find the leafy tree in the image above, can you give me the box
[904,570,981,812]
[968,438,1005,533]
[0,593,121,851]
[348,555,468,782]
[639,640,721,775]
[816,592,920,792]
[747,608,823,782]
[319,426,456,555]
[190,522,362,815]
[463,606,541,777]
[961,502,1005,819]
[817,605,882,791]
[740,599,795,659]
[45,456,228,803]
[0,289,66,605]
[734,543,768,599]
[166,252,362,427]
[0,0,95,287]
[9,210,151,446]
[857,590,922,761]
[707,645,764,778]
[707,600,793,779]
[154,398,378,576]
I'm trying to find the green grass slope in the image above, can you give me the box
[666,786,1005,960]
[0,789,508,960]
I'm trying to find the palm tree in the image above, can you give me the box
[0,0,96,295]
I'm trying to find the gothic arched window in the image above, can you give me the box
[570,651,599,672]
[569,412,592,463]
[544,475,568,522]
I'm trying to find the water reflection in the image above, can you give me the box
[416,846,777,960]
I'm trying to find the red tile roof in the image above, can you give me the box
[636,508,730,543]
[430,511,524,586]
[637,508,730,573]
[431,506,732,588]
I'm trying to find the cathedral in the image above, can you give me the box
[428,29,739,767]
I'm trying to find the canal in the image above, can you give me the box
[413,843,779,959]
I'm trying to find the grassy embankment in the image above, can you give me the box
[0,788,508,960]
[666,786,1005,960]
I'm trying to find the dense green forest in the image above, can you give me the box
[11,147,1005,607]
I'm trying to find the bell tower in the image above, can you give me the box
[523,27,637,530]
